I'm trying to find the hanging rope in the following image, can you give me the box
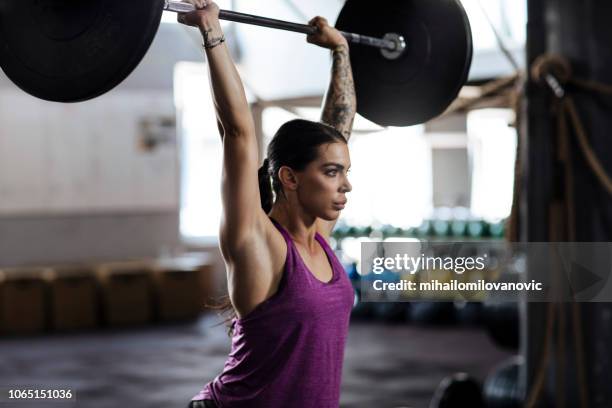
[532,54,612,196]
[448,55,609,407]
[506,75,525,242]
[522,53,612,408]
[441,73,520,118]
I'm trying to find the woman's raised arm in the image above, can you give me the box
[307,17,356,237]
[307,17,357,140]
[179,1,262,250]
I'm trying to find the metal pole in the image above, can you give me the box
[163,0,399,51]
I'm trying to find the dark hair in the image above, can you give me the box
[217,120,346,336]
[258,119,347,213]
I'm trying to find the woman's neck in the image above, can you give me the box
[268,200,318,246]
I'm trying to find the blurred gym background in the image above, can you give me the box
[1,0,611,407]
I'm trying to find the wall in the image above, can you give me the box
[432,148,470,208]
[0,23,204,267]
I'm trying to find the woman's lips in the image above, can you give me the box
[333,202,346,210]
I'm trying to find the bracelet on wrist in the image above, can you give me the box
[202,35,226,50]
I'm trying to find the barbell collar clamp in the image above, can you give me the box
[380,33,407,60]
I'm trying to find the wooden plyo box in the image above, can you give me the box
[95,261,154,327]
[153,254,215,322]
[48,266,98,331]
[0,268,49,335]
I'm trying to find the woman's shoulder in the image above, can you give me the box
[219,212,284,257]
[263,217,290,261]
[224,216,290,319]
[221,214,289,274]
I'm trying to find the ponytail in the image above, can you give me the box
[258,158,274,213]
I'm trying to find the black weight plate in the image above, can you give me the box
[431,373,484,408]
[336,0,473,126]
[483,357,522,408]
[0,0,165,102]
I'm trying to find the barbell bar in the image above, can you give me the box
[164,0,406,57]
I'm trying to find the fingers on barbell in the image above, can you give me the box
[308,16,328,28]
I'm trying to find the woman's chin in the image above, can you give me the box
[320,210,341,221]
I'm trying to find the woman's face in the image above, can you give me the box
[295,142,352,221]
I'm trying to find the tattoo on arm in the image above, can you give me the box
[202,27,225,49]
[321,45,357,141]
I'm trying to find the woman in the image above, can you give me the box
[178,1,357,406]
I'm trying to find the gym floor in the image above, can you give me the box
[0,314,511,408]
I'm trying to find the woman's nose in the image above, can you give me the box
[342,177,352,193]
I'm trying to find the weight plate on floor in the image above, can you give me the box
[431,372,484,408]
[336,0,473,126]
[0,0,164,102]
[483,356,523,408]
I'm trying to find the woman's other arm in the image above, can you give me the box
[308,17,357,141]
[308,17,357,237]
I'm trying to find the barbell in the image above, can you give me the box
[0,0,473,127]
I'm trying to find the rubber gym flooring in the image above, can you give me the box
[0,315,511,408]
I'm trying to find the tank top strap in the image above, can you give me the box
[314,231,344,279]
[269,218,343,284]
[314,231,332,254]
[270,216,301,256]
[268,217,294,246]
[270,217,335,258]
[268,217,299,284]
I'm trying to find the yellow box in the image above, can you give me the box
[153,255,215,321]
[48,266,99,331]
[0,268,49,335]
[95,261,154,327]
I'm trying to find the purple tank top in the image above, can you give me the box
[192,219,354,407]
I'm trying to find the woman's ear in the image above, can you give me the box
[278,166,299,191]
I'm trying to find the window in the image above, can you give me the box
[468,109,517,221]
[175,62,223,239]
[460,0,526,50]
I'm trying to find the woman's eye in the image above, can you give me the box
[326,170,338,176]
